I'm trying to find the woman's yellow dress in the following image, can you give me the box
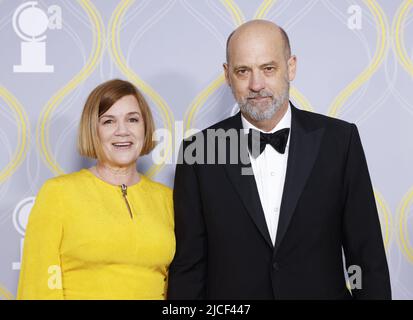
[17,169,175,300]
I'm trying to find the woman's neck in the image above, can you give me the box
[92,162,140,186]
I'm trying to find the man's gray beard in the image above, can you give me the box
[238,89,288,121]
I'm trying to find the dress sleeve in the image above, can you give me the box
[17,180,64,300]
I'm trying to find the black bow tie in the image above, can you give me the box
[247,128,290,157]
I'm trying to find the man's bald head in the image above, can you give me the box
[225,20,291,64]
[223,19,297,129]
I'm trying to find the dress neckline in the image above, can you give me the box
[81,168,146,189]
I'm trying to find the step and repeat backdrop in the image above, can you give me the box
[0,0,412,299]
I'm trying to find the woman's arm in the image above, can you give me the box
[17,180,64,300]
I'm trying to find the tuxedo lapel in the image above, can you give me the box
[221,106,325,251]
[274,105,325,253]
[224,165,274,249]
[222,113,273,249]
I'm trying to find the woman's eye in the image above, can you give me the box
[103,119,113,125]
[129,118,139,123]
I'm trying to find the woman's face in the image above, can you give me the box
[97,95,145,169]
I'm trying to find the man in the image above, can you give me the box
[168,20,391,299]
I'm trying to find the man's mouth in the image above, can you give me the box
[248,96,272,101]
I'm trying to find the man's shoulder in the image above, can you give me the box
[293,107,354,134]
[204,113,241,131]
[293,107,359,155]
[183,114,240,143]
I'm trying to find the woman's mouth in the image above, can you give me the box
[112,142,133,150]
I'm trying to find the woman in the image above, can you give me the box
[17,79,175,299]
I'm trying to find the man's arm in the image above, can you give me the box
[342,124,391,299]
[167,140,208,299]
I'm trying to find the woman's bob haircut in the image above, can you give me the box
[77,79,155,160]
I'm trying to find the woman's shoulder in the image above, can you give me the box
[39,169,91,192]
[141,177,174,222]
[31,171,90,218]
[141,176,172,198]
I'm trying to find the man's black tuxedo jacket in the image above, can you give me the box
[168,104,391,300]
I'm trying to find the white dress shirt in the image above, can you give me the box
[241,106,291,245]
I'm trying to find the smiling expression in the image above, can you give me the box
[97,95,145,168]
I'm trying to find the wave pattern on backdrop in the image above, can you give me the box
[0,0,412,299]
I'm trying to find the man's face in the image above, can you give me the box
[224,29,296,122]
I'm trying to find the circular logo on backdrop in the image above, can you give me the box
[12,197,35,236]
[13,2,49,41]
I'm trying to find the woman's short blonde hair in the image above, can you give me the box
[78,79,156,160]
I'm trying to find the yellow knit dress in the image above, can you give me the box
[17,169,175,300]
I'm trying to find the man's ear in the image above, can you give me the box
[223,63,231,87]
[287,55,297,81]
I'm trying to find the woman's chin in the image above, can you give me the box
[102,157,138,168]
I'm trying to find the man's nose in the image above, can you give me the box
[248,71,265,92]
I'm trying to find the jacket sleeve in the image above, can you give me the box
[342,124,391,299]
[17,180,64,300]
[167,140,208,299]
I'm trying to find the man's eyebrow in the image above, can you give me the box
[261,61,278,67]
[232,64,250,70]
[232,61,279,70]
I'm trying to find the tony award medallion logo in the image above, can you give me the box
[13,1,62,73]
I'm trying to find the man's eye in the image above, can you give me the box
[264,66,275,72]
[237,69,248,75]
